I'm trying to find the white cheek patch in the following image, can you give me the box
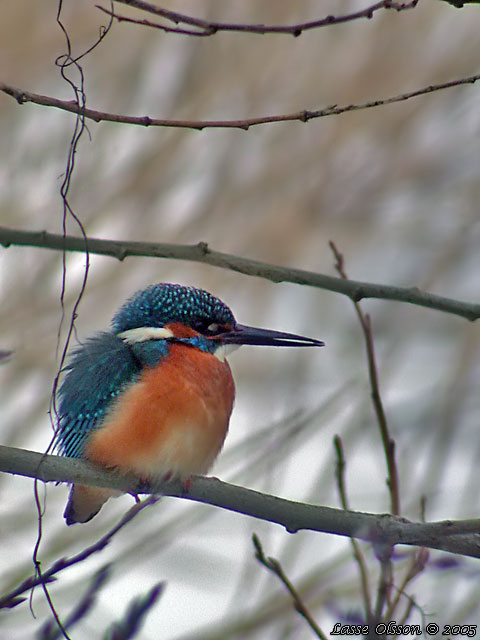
[118,326,174,344]
[214,343,241,363]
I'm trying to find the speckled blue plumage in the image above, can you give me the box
[56,283,236,459]
[56,333,140,458]
[112,283,235,333]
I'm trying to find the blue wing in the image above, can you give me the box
[55,332,141,458]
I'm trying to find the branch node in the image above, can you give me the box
[15,92,27,105]
[285,523,299,534]
[197,241,209,255]
[351,287,365,302]
[372,539,394,564]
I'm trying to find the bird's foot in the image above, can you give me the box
[135,476,153,493]
[181,477,191,495]
[162,470,173,483]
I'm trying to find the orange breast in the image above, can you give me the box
[85,344,235,478]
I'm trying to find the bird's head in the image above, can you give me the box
[113,283,324,361]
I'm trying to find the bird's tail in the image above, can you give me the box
[64,485,117,525]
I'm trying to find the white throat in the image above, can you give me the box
[214,343,240,363]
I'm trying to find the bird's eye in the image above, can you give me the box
[192,320,225,336]
[191,320,209,333]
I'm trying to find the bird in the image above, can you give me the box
[55,283,324,525]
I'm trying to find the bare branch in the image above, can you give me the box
[97,0,419,38]
[252,534,328,640]
[441,0,480,6]
[330,241,400,515]
[2,72,480,131]
[1,227,478,321]
[1,445,480,559]
[0,497,157,610]
[38,565,110,638]
[105,581,165,639]
[334,436,374,624]
[383,547,429,621]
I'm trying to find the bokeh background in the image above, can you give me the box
[1,0,479,638]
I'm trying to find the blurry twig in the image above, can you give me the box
[0,496,157,610]
[1,445,480,558]
[97,0,418,37]
[1,227,478,322]
[330,241,401,515]
[334,436,373,624]
[252,534,327,640]
[39,565,110,640]
[0,350,13,363]
[396,590,426,628]
[2,72,480,132]
[373,557,392,624]
[105,581,165,640]
[383,547,428,621]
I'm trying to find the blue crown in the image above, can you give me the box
[112,283,236,333]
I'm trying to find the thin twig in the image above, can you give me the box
[330,241,401,515]
[0,497,157,610]
[373,557,392,624]
[97,0,419,37]
[398,596,416,626]
[252,534,328,640]
[30,4,115,630]
[39,565,111,640]
[383,547,428,621]
[105,581,165,639]
[1,228,478,322]
[334,436,374,624]
[2,72,480,131]
[389,582,427,629]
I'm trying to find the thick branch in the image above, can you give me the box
[2,73,480,131]
[1,227,478,321]
[1,445,480,559]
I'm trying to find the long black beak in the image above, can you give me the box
[216,324,324,348]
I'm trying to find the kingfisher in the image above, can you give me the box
[56,283,324,525]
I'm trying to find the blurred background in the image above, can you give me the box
[1,0,479,638]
